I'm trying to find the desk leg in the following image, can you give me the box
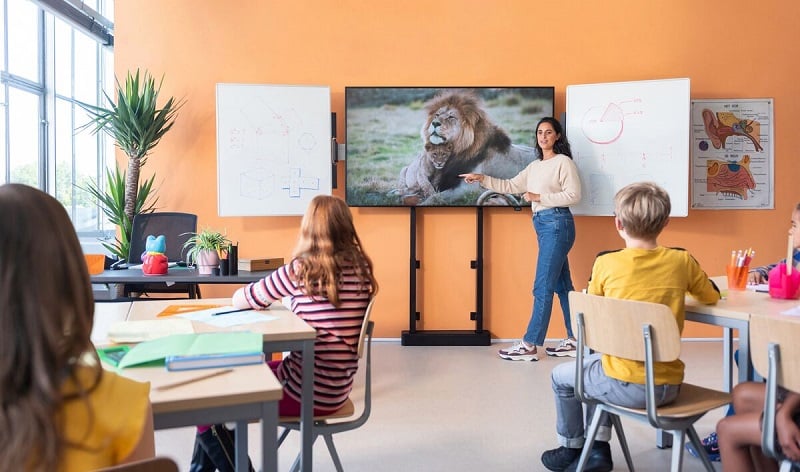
[739,325,754,382]
[262,402,278,472]
[235,420,248,472]
[656,430,672,449]
[300,339,314,472]
[723,327,733,392]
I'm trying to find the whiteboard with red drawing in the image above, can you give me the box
[566,78,690,217]
[216,83,332,216]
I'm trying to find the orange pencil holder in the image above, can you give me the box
[84,254,106,275]
[726,264,749,291]
[768,263,800,299]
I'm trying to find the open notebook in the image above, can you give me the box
[118,331,263,369]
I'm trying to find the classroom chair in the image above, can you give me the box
[124,212,200,299]
[96,456,179,472]
[568,291,731,472]
[750,314,800,472]
[277,298,376,472]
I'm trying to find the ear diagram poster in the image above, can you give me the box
[691,99,773,209]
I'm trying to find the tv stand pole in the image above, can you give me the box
[401,207,491,346]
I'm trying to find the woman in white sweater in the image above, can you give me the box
[461,117,581,361]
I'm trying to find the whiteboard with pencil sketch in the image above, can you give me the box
[566,78,690,217]
[216,84,332,216]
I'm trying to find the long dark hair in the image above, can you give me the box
[292,195,378,306]
[0,183,100,471]
[534,116,573,159]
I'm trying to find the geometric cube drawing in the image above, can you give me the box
[280,167,320,198]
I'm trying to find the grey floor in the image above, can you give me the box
[154,340,728,471]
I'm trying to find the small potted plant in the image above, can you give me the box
[182,228,231,275]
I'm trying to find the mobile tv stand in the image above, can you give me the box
[401,207,491,346]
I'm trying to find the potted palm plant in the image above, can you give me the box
[81,165,157,261]
[183,229,231,275]
[78,69,184,261]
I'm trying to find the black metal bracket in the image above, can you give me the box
[401,206,491,346]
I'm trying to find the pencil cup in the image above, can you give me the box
[211,267,220,276]
[726,264,749,290]
[768,263,800,299]
[219,259,230,276]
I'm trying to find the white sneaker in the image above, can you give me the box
[498,340,539,361]
[545,338,577,357]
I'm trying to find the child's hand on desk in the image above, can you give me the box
[748,271,765,285]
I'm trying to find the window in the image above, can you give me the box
[1,0,114,236]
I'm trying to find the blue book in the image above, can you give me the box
[118,332,263,369]
[165,351,265,371]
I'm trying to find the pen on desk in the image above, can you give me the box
[155,368,234,391]
[212,308,252,316]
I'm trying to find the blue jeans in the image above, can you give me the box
[523,207,575,346]
[551,354,681,448]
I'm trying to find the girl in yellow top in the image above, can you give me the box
[0,183,154,471]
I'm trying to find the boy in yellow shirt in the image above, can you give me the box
[541,182,721,472]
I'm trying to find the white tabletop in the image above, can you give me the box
[124,298,317,342]
[119,362,282,415]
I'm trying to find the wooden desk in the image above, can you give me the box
[685,287,799,391]
[92,301,132,346]
[124,298,317,472]
[121,363,282,472]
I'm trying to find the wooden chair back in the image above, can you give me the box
[569,291,681,362]
[751,314,800,393]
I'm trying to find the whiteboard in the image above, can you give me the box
[566,78,690,216]
[216,84,332,216]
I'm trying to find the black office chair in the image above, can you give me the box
[124,212,200,299]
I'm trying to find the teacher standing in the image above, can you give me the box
[460,116,581,361]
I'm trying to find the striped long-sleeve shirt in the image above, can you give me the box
[750,249,800,281]
[242,261,372,412]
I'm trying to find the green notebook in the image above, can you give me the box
[117,332,262,369]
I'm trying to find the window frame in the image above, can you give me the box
[1,0,114,239]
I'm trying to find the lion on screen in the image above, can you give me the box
[420,89,537,196]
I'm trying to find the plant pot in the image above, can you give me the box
[196,250,220,275]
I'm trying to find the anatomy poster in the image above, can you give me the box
[691,99,773,209]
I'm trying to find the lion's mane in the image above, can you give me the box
[420,90,513,191]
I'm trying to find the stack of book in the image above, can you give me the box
[238,257,284,272]
[117,332,265,371]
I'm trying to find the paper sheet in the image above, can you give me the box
[108,318,195,343]
[780,305,800,316]
[748,283,770,293]
[178,306,279,327]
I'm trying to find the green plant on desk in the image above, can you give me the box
[182,228,231,274]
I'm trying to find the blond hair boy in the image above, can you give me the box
[541,182,721,472]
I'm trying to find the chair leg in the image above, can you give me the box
[277,427,291,447]
[286,430,318,472]
[288,453,301,472]
[670,430,687,472]
[609,414,635,472]
[576,407,606,472]
[686,426,716,472]
[322,433,344,472]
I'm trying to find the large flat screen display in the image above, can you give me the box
[345,87,555,207]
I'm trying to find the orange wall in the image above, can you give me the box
[115,1,800,339]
